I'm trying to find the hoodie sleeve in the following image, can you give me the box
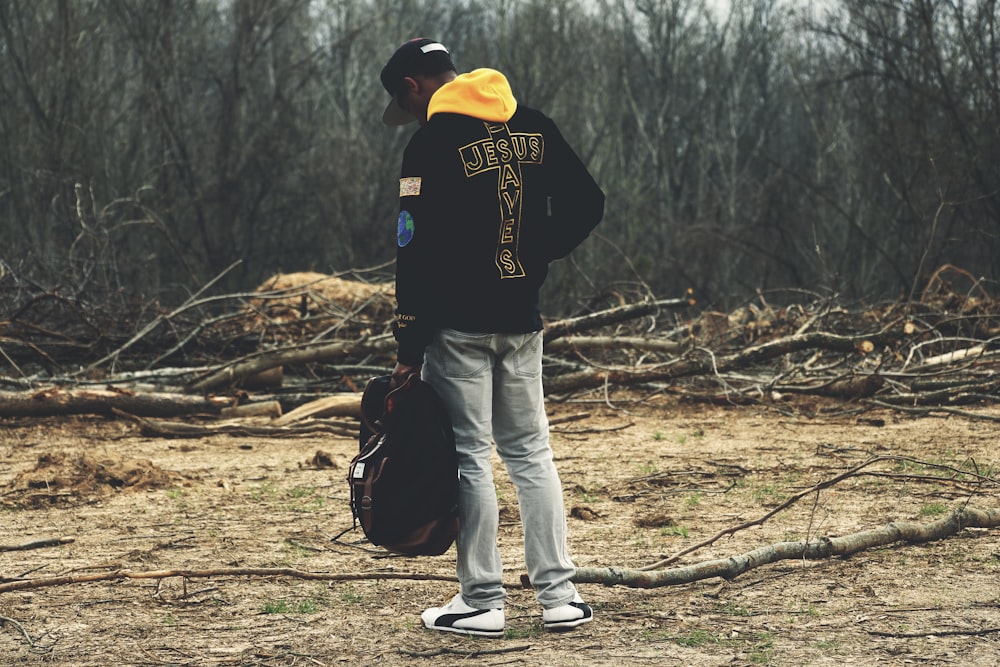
[392,133,438,366]
[540,117,605,260]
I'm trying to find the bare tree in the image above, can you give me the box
[1,0,997,348]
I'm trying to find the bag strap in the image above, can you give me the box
[360,376,386,434]
[356,455,389,534]
[360,372,420,433]
[382,372,419,420]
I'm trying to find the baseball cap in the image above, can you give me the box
[380,38,456,125]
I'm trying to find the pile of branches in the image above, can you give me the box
[1,264,998,419]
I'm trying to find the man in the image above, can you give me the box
[380,38,605,637]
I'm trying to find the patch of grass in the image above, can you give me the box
[782,471,802,484]
[638,462,657,475]
[339,584,363,605]
[652,431,665,441]
[286,485,325,512]
[250,482,279,502]
[712,601,755,617]
[747,631,774,663]
[685,492,703,508]
[288,485,316,499]
[750,483,783,503]
[166,487,191,516]
[295,599,321,614]
[670,628,721,647]
[505,624,543,640]
[919,502,949,517]
[661,624,774,660]
[660,524,688,538]
[283,540,316,558]
[262,599,289,614]
[678,429,705,445]
[261,597,322,615]
[249,483,326,512]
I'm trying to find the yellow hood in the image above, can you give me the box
[428,68,517,123]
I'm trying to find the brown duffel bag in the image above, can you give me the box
[348,373,459,556]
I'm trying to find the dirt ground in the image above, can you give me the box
[1,394,998,666]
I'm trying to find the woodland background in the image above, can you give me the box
[1,6,999,662]
[0,0,998,375]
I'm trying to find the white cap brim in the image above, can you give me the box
[382,97,417,126]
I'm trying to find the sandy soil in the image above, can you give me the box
[1,395,999,666]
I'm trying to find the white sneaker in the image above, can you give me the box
[542,593,593,631]
[421,593,505,637]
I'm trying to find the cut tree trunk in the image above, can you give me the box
[0,387,232,418]
[272,393,362,425]
[186,334,395,394]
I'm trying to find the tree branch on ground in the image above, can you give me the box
[2,508,995,595]
[640,455,997,570]
[573,507,1000,588]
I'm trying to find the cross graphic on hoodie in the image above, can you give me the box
[459,122,545,279]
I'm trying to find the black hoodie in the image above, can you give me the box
[392,68,605,365]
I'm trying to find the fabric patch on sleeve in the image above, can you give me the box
[399,177,422,197]
[397,210,415,247]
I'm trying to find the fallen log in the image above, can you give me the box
[0,387,231,418]
[219,400,283,419]
[186,333,396,394]
[776,373,885,400]
[272,393,362,425]
[545,335,687,355]
[543,294,694,343]
[113,410,357,439]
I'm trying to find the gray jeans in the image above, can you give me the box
[422,329,578,610]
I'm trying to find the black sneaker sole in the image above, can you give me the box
[544,614,593,631]
[543,601,594,631]
[425,623,505,638]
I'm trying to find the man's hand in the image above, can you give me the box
[390,361,421,389]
